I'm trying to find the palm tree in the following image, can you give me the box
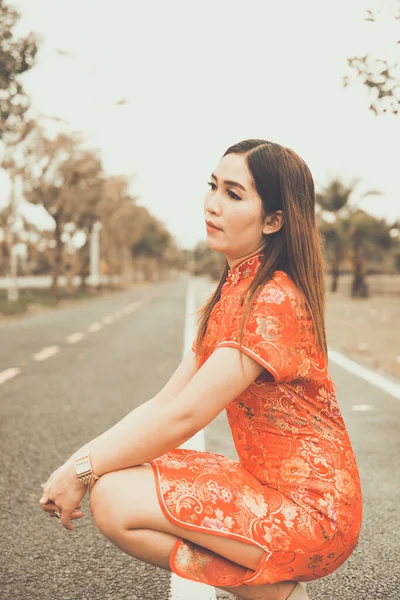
[317,178,357,292]
[317,177,382,293]
[348,211,393,298]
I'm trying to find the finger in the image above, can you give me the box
[60,510,74,531]
[41,502,58,513]
[40,498,56,512]
[39,479,52,503]
[39,492,50,505]
[49,509,83,519]
[42,501,82,514]
[68,509,84,518]
[71,510,84,519]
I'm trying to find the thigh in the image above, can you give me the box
[89,463,264,572]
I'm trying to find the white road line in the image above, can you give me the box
[67,332,84,344]
[102,316,114,325]
[122,301,142,315]
[353,404,374,412]
[169,277,216,600]
[328,347,400,401]
[88,322,102,333]
[33,346,60,361]
[114,300,145,319]
[127,300,144,311]
[168,290,396,599]
[0,367,21,385]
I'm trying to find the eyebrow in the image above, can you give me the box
[210,172,247,192]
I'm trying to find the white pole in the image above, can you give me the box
[7,178,19,303]
[90,221,102,287]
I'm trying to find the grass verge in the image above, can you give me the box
[0,287,122,318]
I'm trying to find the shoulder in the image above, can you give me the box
[219,270,302,321]
[245,270,300,314]
[257,271,306,319]
[218,272,300,338]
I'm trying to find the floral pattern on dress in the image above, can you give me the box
[151,253,362,588]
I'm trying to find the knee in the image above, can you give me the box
[89,471,124,538]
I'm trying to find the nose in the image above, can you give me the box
[204,190,222,216]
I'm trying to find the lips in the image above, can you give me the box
[205,220,222,231]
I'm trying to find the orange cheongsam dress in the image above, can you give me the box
[150,253,362,588]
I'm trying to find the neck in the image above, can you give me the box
[225,248,264,271]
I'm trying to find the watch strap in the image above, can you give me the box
[74,454,99,487]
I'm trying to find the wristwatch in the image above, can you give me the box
[74,453,100,487]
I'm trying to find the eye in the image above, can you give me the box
[206,181,241,201]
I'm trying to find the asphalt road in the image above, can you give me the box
[0,276,399,600]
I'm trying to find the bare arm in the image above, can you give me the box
[152,349,198,406]
[74,347,263,476]
[70,350,198,460]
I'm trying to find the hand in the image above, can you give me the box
[39,460,87,531]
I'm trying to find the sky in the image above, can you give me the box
[1,0,399,250]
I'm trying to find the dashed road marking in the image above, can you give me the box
[2,299,145,386]
[102,316,114,325]
[126,300,143,312]
[113,300,145,319]
[353,404,374,412]
[67,332,84,344]
[33,346,60,361]
[0,367,21,385]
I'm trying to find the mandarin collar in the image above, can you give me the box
[225,253,264,288]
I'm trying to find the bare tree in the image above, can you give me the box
[0,203,12,275]
[0,0,38,138]
[1,119,37,300]
[344,2,400,115]
[97,175,146,281]
[13,123,104,297]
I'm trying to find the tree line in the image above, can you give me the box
[0,120,185,296]
[1,0,399,301]
[0,0,185,299]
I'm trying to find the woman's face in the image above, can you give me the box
[204,153,273,268]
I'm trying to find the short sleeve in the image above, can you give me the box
[216,282,303,382]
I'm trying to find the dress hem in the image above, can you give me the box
[149,457,269,587]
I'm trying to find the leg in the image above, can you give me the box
[89,464,297,600]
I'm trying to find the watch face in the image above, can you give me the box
[76,458,90,475]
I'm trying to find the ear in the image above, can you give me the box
[263,210,284,235]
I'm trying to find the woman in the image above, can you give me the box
[39,139,362,600]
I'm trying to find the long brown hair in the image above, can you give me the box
[193,139,328,366]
